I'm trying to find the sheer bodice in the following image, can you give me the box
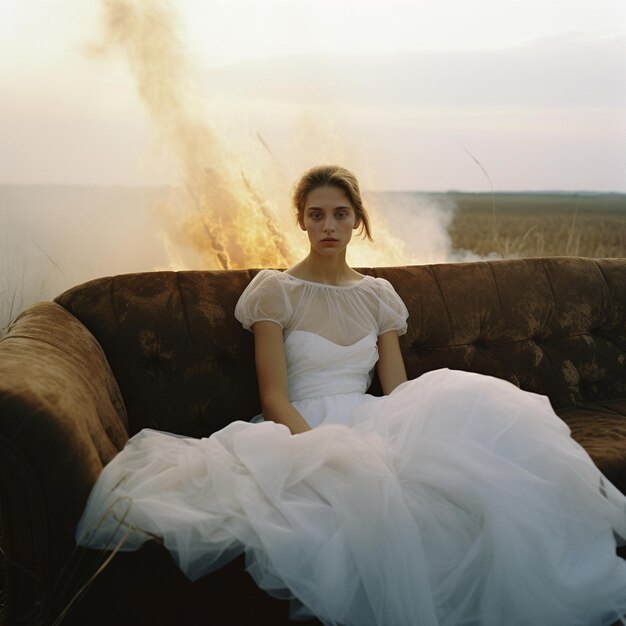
[234,270,408,345]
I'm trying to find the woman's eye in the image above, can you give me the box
[336,211,347,219]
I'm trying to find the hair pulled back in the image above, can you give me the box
[291,165,373,241]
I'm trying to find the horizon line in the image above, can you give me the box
[1,183,625,196]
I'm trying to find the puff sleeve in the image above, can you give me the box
[234,270,293,331]
[376,278,409,336]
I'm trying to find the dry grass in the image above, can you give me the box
[446,192,626,259]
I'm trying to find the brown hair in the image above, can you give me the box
[291,165,373,241]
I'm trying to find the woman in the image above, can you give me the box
[77,165,626,626]
[241,165,408,435]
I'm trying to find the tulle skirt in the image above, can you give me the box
[76,369,626,626]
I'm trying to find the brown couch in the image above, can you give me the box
[1,256,625,625]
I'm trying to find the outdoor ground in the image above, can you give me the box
[445,192,626,259]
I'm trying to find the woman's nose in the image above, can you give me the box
[323,217,335,231]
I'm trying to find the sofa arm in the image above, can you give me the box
[0,301,128,624]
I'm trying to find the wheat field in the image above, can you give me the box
[445,192,626,259]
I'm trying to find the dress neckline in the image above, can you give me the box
[279,271,371,290]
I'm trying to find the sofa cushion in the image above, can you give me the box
[55,271,262,438]
[557,398,626,494]
[383,257,626,409]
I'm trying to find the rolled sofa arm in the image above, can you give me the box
[0,301,128,625]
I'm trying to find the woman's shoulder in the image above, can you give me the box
[364,276,409,334]
[357,274,400,296]
[242,268,291,291]
[250,268,283,281]
[365,275,393,288]
[235,269,294,330]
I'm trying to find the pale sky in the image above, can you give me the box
[1,0,625,191]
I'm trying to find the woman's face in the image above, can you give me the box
[299,185,360,255]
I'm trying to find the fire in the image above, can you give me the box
[94,0,422,270]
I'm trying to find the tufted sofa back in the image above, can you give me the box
[54,257,626,439]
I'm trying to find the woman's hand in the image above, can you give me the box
[252,321,312,434]
[376,330,408,395]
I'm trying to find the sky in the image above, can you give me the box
[1,0,625,191]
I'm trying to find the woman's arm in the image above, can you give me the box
[252,321,312,434]
[376,330,408,395]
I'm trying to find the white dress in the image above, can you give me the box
[76,270,626,626]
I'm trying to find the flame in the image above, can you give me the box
[94,0,428,269]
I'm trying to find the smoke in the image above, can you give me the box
[89,0,465,270]
[0,185,171,333]
[87,0,299,269]
[364,192,496,265]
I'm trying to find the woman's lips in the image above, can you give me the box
[321,238,338,242]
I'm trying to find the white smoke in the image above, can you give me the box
[0,185,171,333]
[364,192,499,265]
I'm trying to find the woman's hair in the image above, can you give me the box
[291,165,373,241]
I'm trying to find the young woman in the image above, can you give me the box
[78,165,626,626]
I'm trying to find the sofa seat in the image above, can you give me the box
[557,398,626,493]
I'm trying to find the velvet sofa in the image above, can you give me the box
[1,256,625,625]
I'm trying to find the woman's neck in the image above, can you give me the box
[287,251,362,286]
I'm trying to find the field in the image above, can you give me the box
[443,192,626,259]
